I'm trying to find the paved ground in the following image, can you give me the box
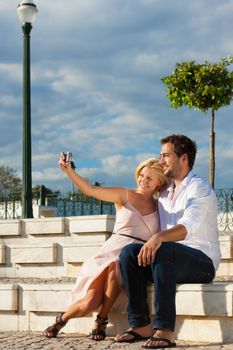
[0,332,233,350]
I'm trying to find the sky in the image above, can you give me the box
[0,0,233,193]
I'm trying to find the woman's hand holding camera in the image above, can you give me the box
[59,152,74,172]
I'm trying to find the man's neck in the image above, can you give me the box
[174,169,190,188]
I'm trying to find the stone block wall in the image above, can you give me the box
[1,216,233,342]
[0,215,115,279]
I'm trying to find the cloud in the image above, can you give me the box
[0,95,18,108]
[32,168,64,182]
[0,63,21,82]
[0,0,232,193]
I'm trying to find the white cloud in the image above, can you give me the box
[0,0,232,192]
[32,168,63,182]
[51,68,90,93]
[0,63,21,82]
[33,153,58,165]
[0,94,18,108]
[135,53,160,69]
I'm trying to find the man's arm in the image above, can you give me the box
[137,224,187,267]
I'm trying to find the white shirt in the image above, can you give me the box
[158,171,221,270]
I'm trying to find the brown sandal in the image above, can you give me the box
[43,312,67,338]
[89,314,108,341]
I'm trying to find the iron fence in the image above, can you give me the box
[0,188,232,232]
[215,188,233,232]
[0,195,22,220]
[46,193,115,217]
[0,191,115,220]
[0,191,40,220]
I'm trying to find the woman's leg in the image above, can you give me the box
[63,267,109,321]
[43,267,109,338]
[90,262,121,340]
[99,262,121,317]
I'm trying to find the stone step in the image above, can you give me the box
[0,218,232,280]
[0,278,233,343]
[217,235,233,279]
[0,217,233,343]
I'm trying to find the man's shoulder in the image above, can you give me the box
[187,174,214,197]
[189,173,207,186]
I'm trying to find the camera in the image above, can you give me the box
[64,152,73,163]
[63,152,75,169]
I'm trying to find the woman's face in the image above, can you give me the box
[137,166,161,193]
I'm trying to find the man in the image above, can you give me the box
[115,134,221,349]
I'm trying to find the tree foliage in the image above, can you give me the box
[0,165,22,194]
[161,57,233,188]
[161,57,233,112]
[32,184,57,196]
[0,165,61,198]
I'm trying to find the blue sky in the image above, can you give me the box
[1,0,233,193]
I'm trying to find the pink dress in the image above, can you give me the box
[70,202,160,303]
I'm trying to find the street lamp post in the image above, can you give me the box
[17,0,38,218]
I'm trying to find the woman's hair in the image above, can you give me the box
[135,157,170,194]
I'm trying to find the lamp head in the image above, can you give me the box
[17,0,38,25]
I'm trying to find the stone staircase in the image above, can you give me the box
[0,216,233,342]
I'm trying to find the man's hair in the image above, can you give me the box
[160,134,197,169]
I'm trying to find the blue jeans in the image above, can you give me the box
[119,242,215,331]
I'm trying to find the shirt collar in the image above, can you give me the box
[165,170,195,195]
[181,170,195,187]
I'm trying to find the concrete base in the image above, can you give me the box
[0,217,233,343]
[1,281,233,342]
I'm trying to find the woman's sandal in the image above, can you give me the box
[43,312,67,338]
[89,314,108,341]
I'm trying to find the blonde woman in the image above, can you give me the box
[43,154,169,341]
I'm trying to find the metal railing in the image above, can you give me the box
[215,188,233,232]
[0,190,115,220]
[0,193,22,220]
[0,191,40,220]
[45,193,115,217]
[0,188,232,232]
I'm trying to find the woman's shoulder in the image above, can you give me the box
[114,188,138,210]
[123,188,139,200]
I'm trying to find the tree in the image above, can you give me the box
[161,57,233,188]
[32,184,57,196]
[68,181,104,201]
[0,165,22,195]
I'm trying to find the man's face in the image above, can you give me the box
[160,142,182,179]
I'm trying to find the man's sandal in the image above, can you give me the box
[142,337,176,349]
[114,330,149,343]
[89,314,108,341]
[43,312,67,338]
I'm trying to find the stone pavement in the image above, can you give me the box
[0,332,233,350]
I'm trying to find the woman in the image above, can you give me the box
[43,153,169,340]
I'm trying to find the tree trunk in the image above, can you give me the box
[209,109,215,189]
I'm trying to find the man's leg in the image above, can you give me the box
[143,242,215,348]
[114,243,153,342]
[120,243,152,326]
[152,242,215,331]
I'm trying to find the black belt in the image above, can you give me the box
[114,233,146,243]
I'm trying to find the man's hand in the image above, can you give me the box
[137,234,162,267]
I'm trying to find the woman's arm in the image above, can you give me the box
[59,153,126,205]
